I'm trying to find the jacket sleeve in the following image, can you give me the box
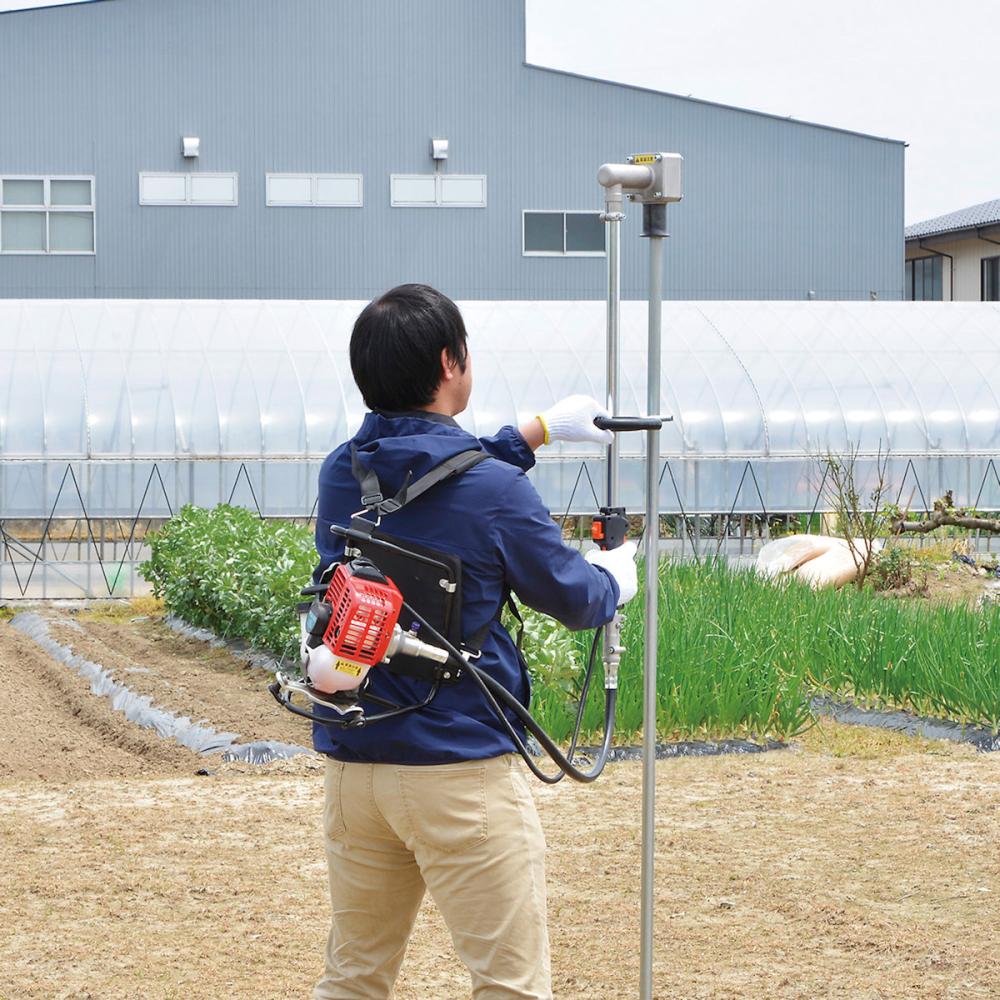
[478,425,536,472]
[491,469,618,631]
[313,453,348,583]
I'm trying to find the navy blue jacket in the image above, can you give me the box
[312,410,619,764]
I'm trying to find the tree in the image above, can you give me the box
[817,442,892,589]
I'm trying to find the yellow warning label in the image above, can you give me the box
[335,659,366,677]
[633,154,658,164]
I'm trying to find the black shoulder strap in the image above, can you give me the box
[465,588,523,655]
[350,447,489,517]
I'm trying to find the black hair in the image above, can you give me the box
[349,284,469,411]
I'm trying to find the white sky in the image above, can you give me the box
[3,0,996,224]
[527,0,1000,225]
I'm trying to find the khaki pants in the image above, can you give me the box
[313,754,552,1000]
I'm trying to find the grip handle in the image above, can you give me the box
[594,415,665,432]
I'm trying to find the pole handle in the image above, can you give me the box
[594,415,665,432]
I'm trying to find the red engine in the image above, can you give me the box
[321,560,404,668]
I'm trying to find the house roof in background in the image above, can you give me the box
[905,199,1000,241]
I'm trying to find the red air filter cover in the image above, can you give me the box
[321,562,403,668]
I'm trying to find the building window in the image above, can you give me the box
[139,172,238,206]
[390,174,486,208]
[0,176,95,254]
[905,255,943,300]
[265,173,363,207]
[982,256,1000,302]
[522,211,606,256]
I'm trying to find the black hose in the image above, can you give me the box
[400,601,618,784]
[567,627,603,761]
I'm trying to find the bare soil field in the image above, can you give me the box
[1,608,999,1000]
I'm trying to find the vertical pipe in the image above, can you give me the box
[606,218,621,506]
[604,216,624,691]
[640,230,664,1000]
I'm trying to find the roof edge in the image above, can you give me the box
[523,61,906,146]
[0,0,111,15]
[906,223,1000,245]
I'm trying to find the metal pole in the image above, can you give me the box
[640,213,664,1000]
[597,154,681,1000]
[603,211,624,687]
[605,215,621,506]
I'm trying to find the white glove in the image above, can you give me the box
[585,540,638,605]
[537,395,613,446]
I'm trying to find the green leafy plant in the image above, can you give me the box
[870,545,914,591]
[140,504,315,659]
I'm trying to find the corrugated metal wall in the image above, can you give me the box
[0,0,904,300]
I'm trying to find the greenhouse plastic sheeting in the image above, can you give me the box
[3,299,1000,519]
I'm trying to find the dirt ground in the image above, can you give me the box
[2,607,999,1000]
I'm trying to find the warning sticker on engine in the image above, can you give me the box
[336,659,365,677]
[633,154,658,164]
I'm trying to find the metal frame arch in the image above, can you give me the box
[218,303,267,458]
[0,303,20,457]
[101,300,139,457]
[735,305,813,456]
[697,305,768,456]
[489,303,560,434]
[906,310,969,453]
[312,302,356,447]
[853,307,933,454]
[179,299,225,457]
[552,305,604,406]
[32,326,48,457]
[778,302,853,452]
[663,322,727,457]
[820,303,894,453]
[7,302,49,458]
[141,300,180,460]
[264,300,313,457]
[66,301,93,459]
[935,309,1000,452]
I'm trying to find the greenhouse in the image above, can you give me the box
[2,297,1000,597]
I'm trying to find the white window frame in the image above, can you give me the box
[521,210,607,258]
[0,175,96,256]
[265,173,364,207]
[139,172,239,206]
[390,173,487,208]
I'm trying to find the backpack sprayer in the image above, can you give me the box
[270,431,650,785]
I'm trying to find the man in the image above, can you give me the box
[313,284,637,999]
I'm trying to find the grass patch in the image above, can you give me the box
[76,596,165,623]
[796,718,971,759]
[141,507,1000,746]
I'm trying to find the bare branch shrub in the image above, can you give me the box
[818,442,892,589]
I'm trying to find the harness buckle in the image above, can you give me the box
[377,497,403,515]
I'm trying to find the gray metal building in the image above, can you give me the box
[0,0,904,301]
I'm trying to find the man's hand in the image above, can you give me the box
[534,395,614,447]
[585,540,638,605]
